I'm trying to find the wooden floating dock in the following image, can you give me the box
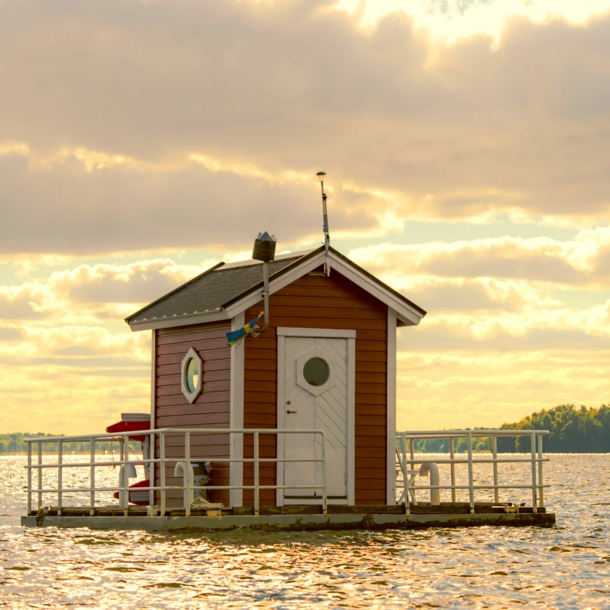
[22,503,555,533]
[21,247,556,535]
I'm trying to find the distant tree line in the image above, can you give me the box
[0,432,139,455]
[3,404,609,454]
[408,404,610,453]
[498,403,610,452]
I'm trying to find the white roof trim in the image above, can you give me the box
[128,309,229,331]
[226,249,424,326]
[327,253,423,326]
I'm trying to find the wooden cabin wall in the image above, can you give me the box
[243,269,388,506]
[154,322,231,506]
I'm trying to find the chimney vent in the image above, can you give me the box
[252,231,276,262]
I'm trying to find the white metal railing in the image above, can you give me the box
[396,429,549,515]
[24,428,328,517]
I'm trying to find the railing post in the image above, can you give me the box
[122,434,129,516]
[449,436,456,503]
[537,434,544,508]
[254,431,260,515]
[90,438,96,516]
[402,432,410,515]
[467,432,474,513]
[37,441,42,509]
[530,432,538,512]
[321,431,327,515]
[492,435,499,504]
[185,430,191,517]
[27,441,32,515]
[58,440,63,516]
[148,433,155,508]
[160,431,166,517]
[398,432,405,468]
[394,436,401,505]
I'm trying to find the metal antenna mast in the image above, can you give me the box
[316,171,330,276]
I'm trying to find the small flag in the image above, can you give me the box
[226,312,264,347]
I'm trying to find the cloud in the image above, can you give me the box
[0,285,50,320]
[395,344,610,430]
[47,260,203,304]
[402,277,559,313]
[0,327,22,341]
[1,1,610,258]
[349,228,610,287]
[2,0,610,433]
[0,293,47,320]
[0,146,394,255]
[337,0,610,43]
[0,361,150,434]
[399,321,610,351]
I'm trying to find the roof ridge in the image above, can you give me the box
[222,246,325,309]
[213,253,303,272]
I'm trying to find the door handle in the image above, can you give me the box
[286,410,297,414]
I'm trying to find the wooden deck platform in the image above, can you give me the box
[21,504,555,532]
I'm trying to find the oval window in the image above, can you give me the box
[303,357,330,387]
[185,358,200,392]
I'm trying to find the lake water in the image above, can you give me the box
[1,454,608,608]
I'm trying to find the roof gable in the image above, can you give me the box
[126,247,426,331]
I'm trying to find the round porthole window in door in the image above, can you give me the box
[296,347,336,396]
[303,357,330,387]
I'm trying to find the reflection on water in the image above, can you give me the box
[1,455,609,608]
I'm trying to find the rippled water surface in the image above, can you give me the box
[1,454,609,608]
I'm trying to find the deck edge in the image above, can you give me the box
[21,511,556,532]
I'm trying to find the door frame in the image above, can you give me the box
[276,327,356,506]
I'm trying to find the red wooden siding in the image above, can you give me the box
[154,322,231,506]
[243,269,388,506]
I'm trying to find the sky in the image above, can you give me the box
[1,0,610,435]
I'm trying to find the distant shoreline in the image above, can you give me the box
[2,404,608,454]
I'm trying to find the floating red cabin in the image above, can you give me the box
[125,244,426,509]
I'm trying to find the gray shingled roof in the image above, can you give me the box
[126,246,427,327]
[126,254,304,324]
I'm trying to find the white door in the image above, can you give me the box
[281,335,350,503]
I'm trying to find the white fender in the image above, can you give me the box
[419,462,440,506]
[174,461,195,508]
[118,463,138,508]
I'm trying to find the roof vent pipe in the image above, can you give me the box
[251,232,276,336]
[316,172,330,276]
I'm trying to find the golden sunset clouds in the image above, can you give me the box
[1,0,610,433]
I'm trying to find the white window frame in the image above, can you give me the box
[181,347,203,404]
